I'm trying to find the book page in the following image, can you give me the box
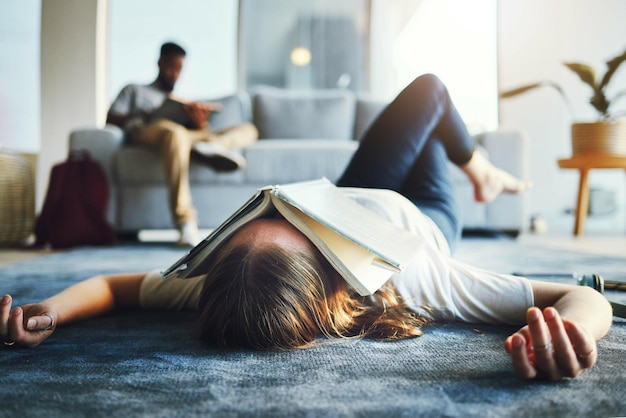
[273,178,421,271]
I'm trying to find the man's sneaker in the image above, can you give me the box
[192,142,246,172]
[177,220,201,247]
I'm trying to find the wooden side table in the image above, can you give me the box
[558,154,626,236]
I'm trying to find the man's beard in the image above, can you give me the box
[157,76,175,92]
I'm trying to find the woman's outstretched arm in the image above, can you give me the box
[1,272,146,348]
[505,280,613,380]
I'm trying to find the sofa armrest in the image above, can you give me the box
[69,125,124,227]
[477,130,528,179]
[69,125,124,181]
[476,130,529,232]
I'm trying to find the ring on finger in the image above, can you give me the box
[42,312,55,330]
[577,346,595,359]
[533,342,553,353]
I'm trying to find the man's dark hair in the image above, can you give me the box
[160,42,186,58]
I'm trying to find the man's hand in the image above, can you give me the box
[505,307,597,381]
[184,101,221,129]
[1,294,57,348]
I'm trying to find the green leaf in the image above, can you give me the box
[500,49,626,119]
[563,62,596,89]
[499,81,574,118]
[590,91,609,116]
[500,81,567,99]
[599,49,626,91]
[499,82,545,98]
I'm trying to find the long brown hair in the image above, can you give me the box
[198,242,427,350]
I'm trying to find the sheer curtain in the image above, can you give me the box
[389,0,498,132]
[239,0,369,92]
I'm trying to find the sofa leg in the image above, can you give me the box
[462,228,520,239]
[501,229,520,239]
[117,231,140,243]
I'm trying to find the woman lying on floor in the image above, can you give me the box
[1,75,612,381]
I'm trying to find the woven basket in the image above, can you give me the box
[571,119,626,155]
[0,150,35,246]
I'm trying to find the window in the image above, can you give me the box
[108,0,239,102]
[240,0,370,91]
[107,0,497,131]
[0,0,41,152]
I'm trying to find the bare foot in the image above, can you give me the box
[461,151,532,203]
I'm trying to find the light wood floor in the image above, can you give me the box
[1,230,625,269]
[517,232,626,258]
[0,247,55,268]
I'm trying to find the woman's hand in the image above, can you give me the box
[505,306,597,381]
[1,273,146,349]
[1,294,57,348]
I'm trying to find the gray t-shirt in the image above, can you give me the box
[139,188,533,325]
[108,82,169,132]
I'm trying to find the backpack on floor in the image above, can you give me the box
[35,149,117,248]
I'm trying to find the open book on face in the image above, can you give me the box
[162,178,422,296]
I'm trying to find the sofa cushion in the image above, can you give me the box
[115,146,244,185]
[206,93,250,132]
[354,98,387,140]
[243,139,358,183]
[252,87,356,140]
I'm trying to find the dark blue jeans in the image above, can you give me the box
[337,74,475,251]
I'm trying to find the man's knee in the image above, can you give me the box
[240,122,259,141]
[215,122,258,148]
[152,120,191,149]
[151,119,186,134]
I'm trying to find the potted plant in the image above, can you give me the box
[500,47,626,155]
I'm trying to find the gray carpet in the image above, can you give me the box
[1,238,625,418]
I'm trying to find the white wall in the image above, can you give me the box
[498,0,626,232]
[39,0,107,209]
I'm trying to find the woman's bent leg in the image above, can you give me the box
[337,74,474,191]
[337,74,472,248]
[401,137,460,248]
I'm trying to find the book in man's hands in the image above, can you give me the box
[162,178,422,296]
[148,97,221,127]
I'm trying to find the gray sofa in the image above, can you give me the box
[69,87,528,237]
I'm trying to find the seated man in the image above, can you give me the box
[106,42,258,246]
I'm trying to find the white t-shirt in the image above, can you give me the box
[140,188,533,325]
